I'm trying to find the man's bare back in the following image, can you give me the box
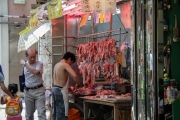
[53,60,79,87]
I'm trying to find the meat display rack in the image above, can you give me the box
[74,28,128,46]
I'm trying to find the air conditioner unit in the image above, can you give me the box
[14,0,26,4]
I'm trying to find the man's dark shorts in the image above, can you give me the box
[52,87,67,120]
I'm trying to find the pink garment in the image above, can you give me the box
[7,116,22,120]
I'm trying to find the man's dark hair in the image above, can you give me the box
[62,52,76,63]
[8,83,18,96]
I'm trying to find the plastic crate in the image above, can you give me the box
[68,108,82,120]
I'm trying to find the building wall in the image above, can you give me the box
[8,0,36,88]
[8,0,36,22]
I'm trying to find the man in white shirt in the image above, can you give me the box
[20,48,46,120]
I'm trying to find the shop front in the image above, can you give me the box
[17,0,134,119]
[131,0,158,120]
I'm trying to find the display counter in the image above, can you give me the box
[80,97,131,120]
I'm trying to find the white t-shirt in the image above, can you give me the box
[24,61,43,88]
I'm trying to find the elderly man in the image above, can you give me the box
[20,48,46,120]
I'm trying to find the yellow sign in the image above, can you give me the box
[29,16,38,27]
[48,0,62,20]
[30,8,39,16]
[100,14,104,23]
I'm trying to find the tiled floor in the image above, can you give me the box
[0,99,51,120]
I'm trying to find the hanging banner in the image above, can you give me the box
[93,0,105,13]
[82,13,90,26]
[120,2,132,28]
[79,13,90,27]
[105,0,116,14]
[104,14,111,23]
[95,13,99,24]
[81,0,93,13]
[35,5,45,19]
[79,15,85,27]
[100,14,104,23]
[48,0,62,20]
[94,13,96,24]
[29,16,38,27]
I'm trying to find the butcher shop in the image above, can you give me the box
[17,0,133,120]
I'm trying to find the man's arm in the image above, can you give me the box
[20,59,43,75]
[64,63,80,86]
[0,73,13,98]
[0,82,13,98]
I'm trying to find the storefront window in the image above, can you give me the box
[135,1,146,119]
[134,0,155,120]
[146,1,154,120]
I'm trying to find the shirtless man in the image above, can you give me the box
[52,52,80,120]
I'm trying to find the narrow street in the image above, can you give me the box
[0,99,51,120]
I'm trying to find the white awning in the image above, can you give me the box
[18,21,51,53]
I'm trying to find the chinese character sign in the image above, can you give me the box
[105,0,116,13]
[93,0,105,13]
[81,0,93,13]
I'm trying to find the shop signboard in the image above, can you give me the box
[105,0,116,14]
[93,0,105,13]
[81,0,93,13]
[93,0,116,14]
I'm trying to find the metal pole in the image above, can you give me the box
[91,13,95,34]
[110,14,113,30]
[64,15,67,53]
[0,15,29,18]
[0,22,28,24]
[76,28,126,38]
[119,28,121,46]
